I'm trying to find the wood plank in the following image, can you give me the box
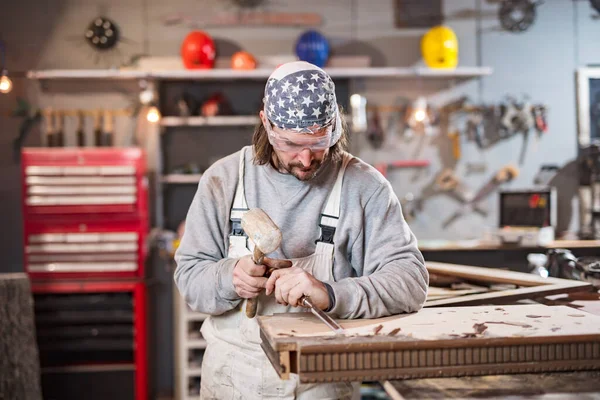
[418,239,600,251]
[423,262,592,307]
[386,370,600,399]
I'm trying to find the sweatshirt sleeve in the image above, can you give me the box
[173,170,242,315]
[328,181,429,319]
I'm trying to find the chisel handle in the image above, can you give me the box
[246,246,265,318]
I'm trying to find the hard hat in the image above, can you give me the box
[181,31,216,69]
[231,51,257,70]
[421,26,458,69]
[295,30,330,68]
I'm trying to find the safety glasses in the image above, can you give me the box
[264,119,335,152]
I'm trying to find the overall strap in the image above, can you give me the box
[230,146,250,236]
[316,153,352,244]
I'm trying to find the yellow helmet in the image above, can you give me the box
[421,25,458,69]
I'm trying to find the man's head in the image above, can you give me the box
[253,61,348,181]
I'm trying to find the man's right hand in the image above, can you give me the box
[232,256,292,299]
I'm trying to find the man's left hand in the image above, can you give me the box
[265,267,330,310]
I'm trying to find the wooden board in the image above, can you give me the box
[424,262,592,307]
[418,239,600,251]
[258,304,600,383]
[386,370,600,399]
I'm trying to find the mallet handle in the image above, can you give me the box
[245,246,265,318]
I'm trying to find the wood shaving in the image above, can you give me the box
[495,308,505,311]
[373,324,383,334]
[526,315,550,318]
[388,328,401,336]
[568,314,586,318]
[473,323,488,334]
[484,321,533,328]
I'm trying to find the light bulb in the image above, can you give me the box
[412,96,428,123]
[350,94,367,133]
[139,88,155,105]
[414,109,426,122]
[146,106,161,123]
[0,75,13,94]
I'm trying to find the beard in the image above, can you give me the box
[284,159,324,181]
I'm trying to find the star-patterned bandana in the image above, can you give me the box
[263,61,340,135]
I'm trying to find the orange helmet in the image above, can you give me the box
[231,51,257,70]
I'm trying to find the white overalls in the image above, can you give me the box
[199,146,358,399]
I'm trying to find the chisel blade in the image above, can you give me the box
[301,297,346,335]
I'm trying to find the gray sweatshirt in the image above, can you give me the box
[174,147,429,319]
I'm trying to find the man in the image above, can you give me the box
[174,61,428,399]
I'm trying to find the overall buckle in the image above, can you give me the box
[316,225,336,244]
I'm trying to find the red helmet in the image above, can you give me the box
[181,31,216,69]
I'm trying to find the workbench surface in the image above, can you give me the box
[383,290,600,400]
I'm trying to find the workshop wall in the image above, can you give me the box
[1,0,600,396]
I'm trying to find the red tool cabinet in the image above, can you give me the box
[21,148,148,279]
[21,148,149,400]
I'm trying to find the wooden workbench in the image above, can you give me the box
[382,289,600,400]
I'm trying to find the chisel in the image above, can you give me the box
[299,296,346,335]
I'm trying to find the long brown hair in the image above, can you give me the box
[252,106,349,165]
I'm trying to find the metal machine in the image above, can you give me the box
[578,141,600,239]
[496,188,557,246]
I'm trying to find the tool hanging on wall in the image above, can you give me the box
[448,130,461,160]
[92,110,103,147]
[532,104,548,134]
[403,96,439,138]
[367,108,385,149]
[498,0,542,33]
[53,110,65,147]
[44,109,61,147]
[500,97,535,165]
[435,169,488,217]
[101,109,114,146]
[76,111,86,147]
[374,159,430,178]
[442,164,520,228]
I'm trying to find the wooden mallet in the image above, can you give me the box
[241,208,283,318]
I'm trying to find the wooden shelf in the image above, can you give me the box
[27,66,492,81]
[161,174,202,184]
[188,339,207,349]
[187,312,208,321]
[161,115,259,127]
[186,367,203,376]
